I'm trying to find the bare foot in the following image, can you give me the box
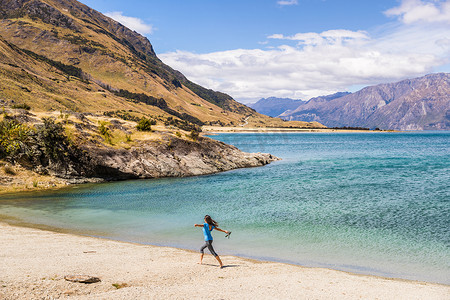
[197,262,202,265]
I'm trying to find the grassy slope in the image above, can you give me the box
[0,0,324,128]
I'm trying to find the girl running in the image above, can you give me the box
[194,215,230,268]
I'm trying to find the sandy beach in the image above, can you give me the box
[0,222,448,299]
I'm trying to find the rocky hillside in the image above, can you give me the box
[0,0,293,193]
[280,74,450,130]
[0,0,318,129]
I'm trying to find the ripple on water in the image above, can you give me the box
[0,132,449,284]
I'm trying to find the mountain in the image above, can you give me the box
[249,97,304,117]
[0,0,318,129]
[0,0,321,193]
[280,74,450,130]
[250,93,351,118]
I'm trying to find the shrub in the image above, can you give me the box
[0,117,88,175]
[0,119,33,159]
[171,79,182,88]
[136,117,153,131]
[164,117,202,132]
[98,121,113,144]
[103,110,140,122]
[188,130,200,141]
[38,119,63,154]
[12,103,31,110]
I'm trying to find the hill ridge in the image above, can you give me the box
[2,0,304,128]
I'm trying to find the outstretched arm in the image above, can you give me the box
[194,224,203,228]
[214,227,230,234]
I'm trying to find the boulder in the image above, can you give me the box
[64,275,101,284]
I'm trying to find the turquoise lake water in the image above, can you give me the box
[1,132,449,284]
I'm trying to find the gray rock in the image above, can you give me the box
[85,136,280,180]
[64,275,101,284]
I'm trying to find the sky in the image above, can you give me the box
[80,0,450,103]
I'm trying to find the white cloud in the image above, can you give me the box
[268,30,369,47]
[385,0,450,24]
[277,0,298,6]
[160,3,450,103]
[105,11,153,34]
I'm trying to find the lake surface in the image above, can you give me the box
[1,132,449,284]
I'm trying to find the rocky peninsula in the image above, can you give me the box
[0,110,279,194]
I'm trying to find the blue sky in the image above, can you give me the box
[80,0,450,103]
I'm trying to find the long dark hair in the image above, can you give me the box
[204,215,218,227]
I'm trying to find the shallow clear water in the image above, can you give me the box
[1,132,449,284]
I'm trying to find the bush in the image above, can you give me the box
[188,130,200,141]
[98,121,113,144]
[34,118,71,159]
[12,103,31,110]
[103,110,140,122]
[136,117,153,131]
[0,119,33,159]
[0,118,89,176]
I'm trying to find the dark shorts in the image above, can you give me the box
[200,240,218,257]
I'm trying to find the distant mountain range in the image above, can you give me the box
[249,97,304,117]
[252,74,450,130]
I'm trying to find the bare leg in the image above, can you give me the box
[215,255,223,268]
[198,253,204,264]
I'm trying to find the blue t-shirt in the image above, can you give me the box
[202,223,215,241]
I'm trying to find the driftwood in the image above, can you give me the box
[64,275,101,284]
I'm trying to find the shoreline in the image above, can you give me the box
[0,222,448,299]
[1,217,447,285]
[201,126,397,133]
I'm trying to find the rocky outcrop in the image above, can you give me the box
[281,74,450,130]
[26,133,279,182]
[1,112,279,187]
[84,136,279,180]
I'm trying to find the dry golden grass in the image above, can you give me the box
[0,13,326,129]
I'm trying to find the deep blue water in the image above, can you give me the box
[1,132,449,284]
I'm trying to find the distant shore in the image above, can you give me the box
[0,222,448,299]
[202,126,394,133]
